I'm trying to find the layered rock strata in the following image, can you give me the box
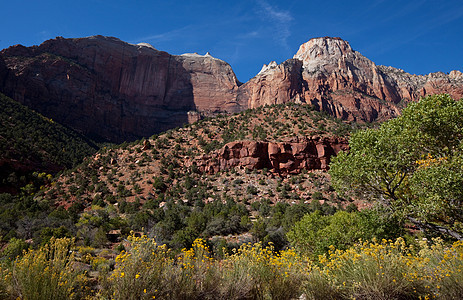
[0,36,243,142]
[1,36,462,142]
[239,37,463,122]
[189,137,349,175]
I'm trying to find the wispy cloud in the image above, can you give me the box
[131,25,197,45]
[256,0,293,50]
[240,31,260,39]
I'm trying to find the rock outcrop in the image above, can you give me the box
[239,37,463,122]
[189,136,349,175]
[0,36,244,142]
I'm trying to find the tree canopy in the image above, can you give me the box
[330,94,463,239]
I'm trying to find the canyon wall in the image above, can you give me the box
[238,37,463,122]
[1,36,462,142]
[0,36,243,142]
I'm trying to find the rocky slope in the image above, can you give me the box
[43,102,355,210]
[0,36,243,143]
[239,37,463,122]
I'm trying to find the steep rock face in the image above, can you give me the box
[190,137,348,175]
[0,56,8,85]
[236,59,304,107]
[2,35,462,143]
[239,37,463,122]
[0,36,243,142]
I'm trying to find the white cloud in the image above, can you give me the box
[132,26,196,45]
[256,0,293,50]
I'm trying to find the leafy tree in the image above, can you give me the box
[287,208,403,257]
[330,94,463,239]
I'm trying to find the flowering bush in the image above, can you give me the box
[10,237,87,300]
[219,242,307,299]
[304,237,463,299]
[1,235,463,299]
[101,234,306,299]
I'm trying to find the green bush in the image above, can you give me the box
[1,238,29,262]
[287,208,403,258]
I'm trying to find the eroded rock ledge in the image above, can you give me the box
[189,136,348,175]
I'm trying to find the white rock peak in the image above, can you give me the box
[180,52,218,60]
[137,42,157,50]
[258,61,278,75]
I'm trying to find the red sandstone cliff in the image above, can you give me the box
[238,37,463,122]
[1,36,462,143]
[189,137,349,175]
[0,36,244,142]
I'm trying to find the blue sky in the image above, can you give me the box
[1,0,462,82]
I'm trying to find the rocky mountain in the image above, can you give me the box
[1,36,462,143]
[239,37,463,122]
[0,36,243,143]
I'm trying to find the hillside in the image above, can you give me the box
[38,102,364,249]
[0,92,98,193]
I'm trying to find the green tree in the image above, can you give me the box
[287,208,403,257]
[330,94,463,239]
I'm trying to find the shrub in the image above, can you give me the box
[305,238,430,299]
[0,238,29,261]
[312,191,323,200]
[101,235,217,300]
[10,237,87,300]
[246,185,258,195]
[303,237,463,299]
[419,239,463,299]
[219,242,307,300]
[0,264,11,299]
[287,209,403,258]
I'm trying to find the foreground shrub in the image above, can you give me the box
[100,235,218,299]
[10,237,87,300]
[220,243,307,299]
[305,238,431,299]
[102,235,307,299]
[419,239,463,299]
[0,264,12,299]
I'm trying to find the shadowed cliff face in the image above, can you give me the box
[0,36,243,143]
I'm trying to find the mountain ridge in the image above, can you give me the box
[0,35,244,143]
[241,37,463,122]
[1,35,462,143]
